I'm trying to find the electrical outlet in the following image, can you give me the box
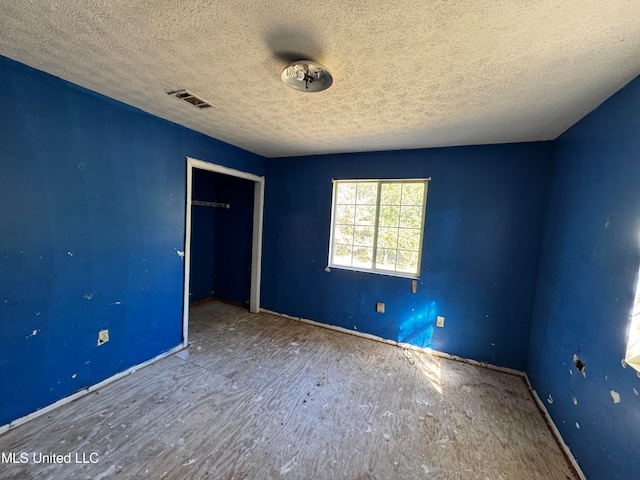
[98,329,109,346]
[376,302,385,313]
[436,316,445,327]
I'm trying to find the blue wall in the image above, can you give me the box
[262,143,553,371]
[528,75,640,480]
[0,56,265,426]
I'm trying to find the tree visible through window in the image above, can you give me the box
[329,179,428,277]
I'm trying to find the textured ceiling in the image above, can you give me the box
[1,1,639,158]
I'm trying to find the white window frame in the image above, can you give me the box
[328,178,429,279]
[625,268,640,372]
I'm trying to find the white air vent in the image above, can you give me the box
[167,89,214,109]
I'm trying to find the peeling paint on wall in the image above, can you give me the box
[610,390,620,404]
[573,354,586,377]
[25,329,39,339]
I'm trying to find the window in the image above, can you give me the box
[625,269,640,372]
[328,179,429,278]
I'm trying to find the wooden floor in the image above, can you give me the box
[0,301,578,480]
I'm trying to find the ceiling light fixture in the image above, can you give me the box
[281,61,333,92]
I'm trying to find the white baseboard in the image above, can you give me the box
[2,312,585,480]
[0,342,186,435]
[260,308,523,377]
[262,307,584,478]
[524,374,586,480]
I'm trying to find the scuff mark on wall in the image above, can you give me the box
[176,250,185,258]
[547,394,553,404]
[84,294,94,300]
[572,396,578,405]
[25,329,39,339]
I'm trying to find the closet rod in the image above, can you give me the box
[192,200,230,209]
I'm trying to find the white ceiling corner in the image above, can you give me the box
[0,1,639,158]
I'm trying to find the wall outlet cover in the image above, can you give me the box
[436,316,445,327]
[376,302,385,313]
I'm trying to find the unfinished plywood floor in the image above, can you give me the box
[0,301,578,480]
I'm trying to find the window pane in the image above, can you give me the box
[377,227,398,249]
[353,246,373,268]
[330,179,426,278]
[376,248,397,271]
[333,244,353,266]
[356,183,378,205]
[396,250,419,274]
[634,274,640,316]
[401,183,424,206]
[355,205,376,226]
[397,228,421,251]
[379,205,399,227]
[336,182,357,204]
[335,205,355,225]
[381,183,402,205]
[334,224,354,244]
[353,226,374,247]
[399,206,422,229]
